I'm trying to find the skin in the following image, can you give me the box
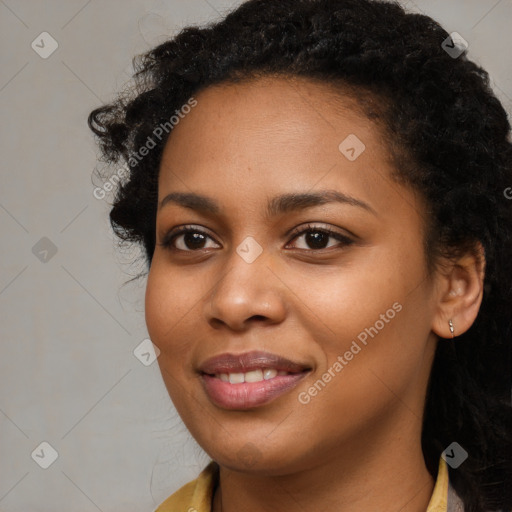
[145,76,485,512]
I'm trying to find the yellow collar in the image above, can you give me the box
[155,455,455,511]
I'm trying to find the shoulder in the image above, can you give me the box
[428,455,467,512]
[155,461,219,512]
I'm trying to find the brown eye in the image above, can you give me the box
[160,225,220,252]
[287,224,354,251]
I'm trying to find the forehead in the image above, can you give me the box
[177,75,378,138]
[159,76,391,180]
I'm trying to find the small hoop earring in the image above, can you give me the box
[448,319,454,338]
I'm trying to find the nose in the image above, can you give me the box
[204,250,287,332]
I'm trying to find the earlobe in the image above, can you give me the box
[431,243,485,340]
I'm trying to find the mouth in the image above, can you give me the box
[198,350,312,410]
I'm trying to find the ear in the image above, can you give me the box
[431,242,486,339]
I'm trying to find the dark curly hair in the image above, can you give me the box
[88,0,512,509]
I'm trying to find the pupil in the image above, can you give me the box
[307,231,328,249]
[185,233,206,249]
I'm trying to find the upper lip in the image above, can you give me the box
[198,350,311,375]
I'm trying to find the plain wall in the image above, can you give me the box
[1,0,510,510]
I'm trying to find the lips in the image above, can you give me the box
[198,350,310,375]
[198,350,311,410]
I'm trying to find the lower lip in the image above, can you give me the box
[201,372,309,410]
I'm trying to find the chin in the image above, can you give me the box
[204,440,310,476]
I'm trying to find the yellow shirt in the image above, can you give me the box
[155,455,464,511]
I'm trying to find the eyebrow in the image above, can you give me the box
[159,189,378,217]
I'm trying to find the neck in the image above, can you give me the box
[212,415,435,512]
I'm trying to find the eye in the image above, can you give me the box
[159,225,220,252]
[159,223,354,253]
[286,223,354,251]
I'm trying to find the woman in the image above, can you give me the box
[88,0,512,510]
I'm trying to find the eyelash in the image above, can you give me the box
[159,223,354,253]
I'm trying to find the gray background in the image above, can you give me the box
[1,0,511,510]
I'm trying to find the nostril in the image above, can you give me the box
[250,315,267,322]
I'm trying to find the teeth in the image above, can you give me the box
[245,369,263,383]
[228,373,245,384]
[215,368,286,384]
[263,368,278,380]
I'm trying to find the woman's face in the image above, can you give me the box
[145,76,441,474]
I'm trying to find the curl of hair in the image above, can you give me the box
[88,1,512,509]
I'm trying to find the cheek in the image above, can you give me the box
[145,257,200,333]
[291,260,402,347]
[297,244,431,376]
[144,266,167,342]
[145,264,197,408]
[144,261,193,359]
